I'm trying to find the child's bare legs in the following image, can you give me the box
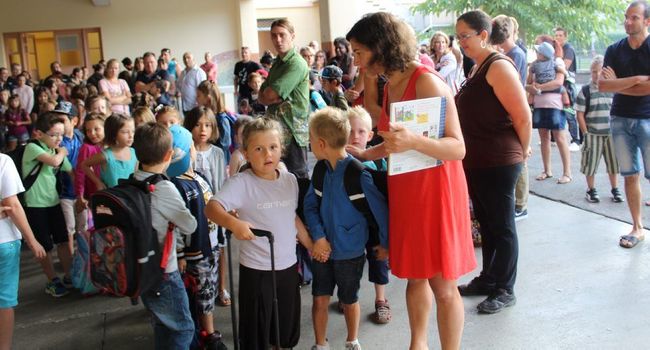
[342,302,360,342]
[375,283,386,303]
[539,129,553,176]
[552,129,572,179]
[312,295,330,346]
[608,173,619,189]
[217,247,230,305]
[39,253,57,281]
[0,308,14,350]
[406,279,433,350]
[200,313,214,334]
[586,175,595,189]
[429,276,464,350]
[57,244,73,278]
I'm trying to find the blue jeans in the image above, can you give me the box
[610,116,650,178]
[141,271,194,350]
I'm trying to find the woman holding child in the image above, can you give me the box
[454,10,531,314]
[346,12,476,350]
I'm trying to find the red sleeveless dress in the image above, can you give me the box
[380,65,476,280]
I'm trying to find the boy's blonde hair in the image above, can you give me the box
[346,106,372,132]
[309,107,350,148]
[132,106,155,125]
[591,55,604,69]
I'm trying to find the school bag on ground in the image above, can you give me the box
[89,174,174,300]
[71,229,100,296]
[310,158,387,247]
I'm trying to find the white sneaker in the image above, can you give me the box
[345,340,362,350]
[569,142,580,152]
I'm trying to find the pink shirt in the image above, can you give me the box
[75,143,103,199]
[200,61,218,82]
[99,78,130,115]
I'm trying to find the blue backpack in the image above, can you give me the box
[71,230,100,296]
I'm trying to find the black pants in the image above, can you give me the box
[465,162,521,292]
[282,136,309,179]
[238,263,301,349]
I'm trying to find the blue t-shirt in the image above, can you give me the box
[101,147,137,188]
[604,36,650,119]
[506,45,527,87]
[59,129,84,199]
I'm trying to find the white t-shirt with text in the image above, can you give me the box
[213,169,298,271]
[0,154,25,244]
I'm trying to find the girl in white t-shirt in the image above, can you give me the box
[0,154,45,350]
[205,117,313,349]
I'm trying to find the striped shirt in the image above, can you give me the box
[575,83,614,135]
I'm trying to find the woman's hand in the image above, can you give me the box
[345,144,368,161]
[344,89,360,103]
[378,123,416,154]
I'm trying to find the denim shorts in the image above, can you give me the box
[312,254,365,304]
[610,116,650,178]
[0,240,21,308]
[533,108,566,130]
[140,271,194,349]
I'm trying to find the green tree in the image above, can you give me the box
[412,0,628,47]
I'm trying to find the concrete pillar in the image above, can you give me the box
[237,0,260,59]
[318,0,365,59]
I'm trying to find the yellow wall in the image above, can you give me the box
[0,0,240,85]
[256,5,321,54]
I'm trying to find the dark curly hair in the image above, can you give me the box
[346,12,416,74]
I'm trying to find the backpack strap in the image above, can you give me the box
[343,158,381,247]
[311,159,327,201]
[582,84,591,115]
[22,139,58,192]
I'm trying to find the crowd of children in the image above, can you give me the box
[0,33,631,350]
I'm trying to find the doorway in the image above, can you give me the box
[4,28,103,81]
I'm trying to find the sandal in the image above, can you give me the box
[557,175,572,184]
[216,290,231,307]
[535,172,553,181]
[619,234,645,249]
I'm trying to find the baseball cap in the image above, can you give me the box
[166,124,192,177]
[53,100,78,118]
[320,65,343,80]
[534,42,555,60]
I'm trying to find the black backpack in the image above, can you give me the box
[7,140,63,204]
[310,158,387,247]
[581,84,592,115]
[90,174,173,300]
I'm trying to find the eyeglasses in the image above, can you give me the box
[46,132,63,139]
[456,32,479,41]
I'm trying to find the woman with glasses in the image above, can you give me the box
[454,10,531,314]
[347,12,476,350]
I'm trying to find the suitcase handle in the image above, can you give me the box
[251,229,273,243]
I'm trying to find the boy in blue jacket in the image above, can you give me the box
[304,107,388,350]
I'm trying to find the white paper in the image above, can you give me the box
[388,97,446,176]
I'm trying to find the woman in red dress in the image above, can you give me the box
[346,12,476,350]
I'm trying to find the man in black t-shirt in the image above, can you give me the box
[233,46,262,105]
[135,52,169,93]
[554,27,577,76]
[599,1,650,249]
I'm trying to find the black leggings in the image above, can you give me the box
[465,162,522,292]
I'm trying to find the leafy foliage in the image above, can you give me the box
[412,0,628,47]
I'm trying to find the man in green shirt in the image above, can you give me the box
[259,19,310,179]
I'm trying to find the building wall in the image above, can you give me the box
[0,0,241,85]
[256,5,321,54]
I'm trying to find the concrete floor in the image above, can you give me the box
[12,193,650,350]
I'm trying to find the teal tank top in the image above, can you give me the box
[101,147,137,188]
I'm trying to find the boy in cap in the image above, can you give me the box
[320,65,349,111]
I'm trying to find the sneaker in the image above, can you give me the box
[458,276,495,296]
[373,300,391,324]
[611,188,624,203]
[514,208,528,222]
[586,188,600,203]
[477,289,516,314]
[569,142,580,152]
[204,331,228,350]
[62,276,73,289]
[45,277,69,297]
[311,344,330,350]
[345,340,362,350]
